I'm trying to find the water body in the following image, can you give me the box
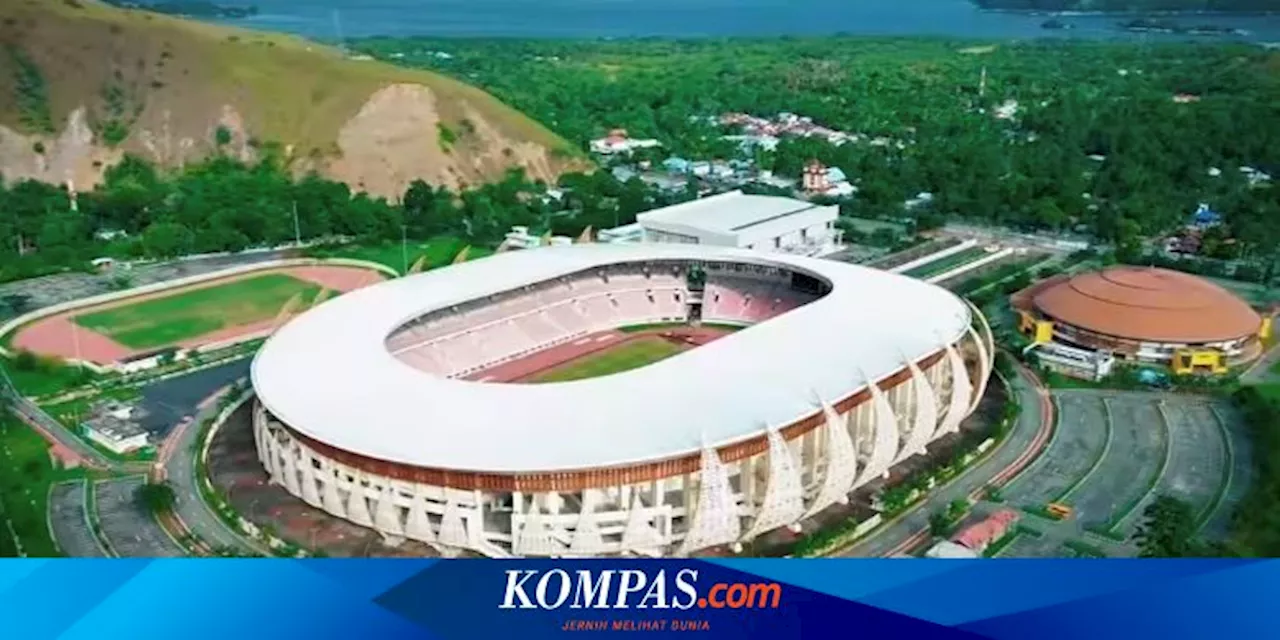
[228,0,1280,41]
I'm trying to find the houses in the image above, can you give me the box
[952,510,1020,554]
[589,128,662,156]
[993,99,1020,120]
[801,160,856,198]
[718,112,858,147]
[904,192,935,211]
[1241,166,1273,187]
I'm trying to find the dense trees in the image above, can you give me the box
[1223,387,1280,557]
[355,37,1279,270]
[0,150,666,283]
[1132,495,1212,557]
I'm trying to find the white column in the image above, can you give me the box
[677,446,741,555]
[742,428,804,540]
[321,466,345,517]
[439,500,469,549]
[621,493,664,553]
[374,483,405,537]
[855,377,900,487]
[569,492,608,556]
[937,343,973,436]
[299,459,322,507]
[404,491,436,543]
[805,398,858,518]
[898,356,940,461]
[513,500,565,557]
[345,479,374,527]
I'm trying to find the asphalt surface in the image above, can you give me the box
[47,480,108,557]
[139,359,252,436]
[93,476,184,557]
[162,382,271,556]
[837,363,1049,557]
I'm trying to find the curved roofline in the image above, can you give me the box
[252,244,971,473]
[1031,266,1261,344]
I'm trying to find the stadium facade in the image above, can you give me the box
[250,245,994,557]
[1014,266,1268,376]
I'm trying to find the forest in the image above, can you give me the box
[0,151,680,284]
[353,37,1280,269]
[2,37,1278,284]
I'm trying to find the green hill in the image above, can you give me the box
[0,0,584,197]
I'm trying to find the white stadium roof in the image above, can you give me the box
[636,191,827,234]
[252,244,971,473]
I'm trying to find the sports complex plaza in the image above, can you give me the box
[251,242,995,557]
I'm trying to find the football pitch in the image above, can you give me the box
[73,273,325,350]
[529,336,687,383]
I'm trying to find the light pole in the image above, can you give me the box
[401,224,408,275]
[292,201,302,247]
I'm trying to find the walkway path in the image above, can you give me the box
[160,385,271,556]
[836,361,1054,557]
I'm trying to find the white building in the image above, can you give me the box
[589,129,662,156]
[83,404,149,455]
[598,223,645,245]
[634,191,842,257]
[501,226,572,251]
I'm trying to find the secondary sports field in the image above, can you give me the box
[72,273,325,350]
[528,336,687,383]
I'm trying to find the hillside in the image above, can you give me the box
[0,0,585,198]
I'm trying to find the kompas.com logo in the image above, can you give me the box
[499,568,783,610]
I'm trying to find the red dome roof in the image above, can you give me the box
[1032,266,1261,343]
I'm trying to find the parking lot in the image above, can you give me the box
[93,476,184,557]
[994,389,1247,556]
[48,480,107,557]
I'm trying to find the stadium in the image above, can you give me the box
[1014,266,1270,376]
[250,244,994,557]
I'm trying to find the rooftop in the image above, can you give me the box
[1032,266,1262,343]
[637,191,826,234]
[252,244,971,474]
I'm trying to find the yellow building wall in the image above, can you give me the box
[1172,349,1227,375]
[1018,311,1036,335]
[1034,321,1055,344]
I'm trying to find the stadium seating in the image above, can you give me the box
[386,264,817,378]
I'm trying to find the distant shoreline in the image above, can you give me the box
[978,8,1278,17]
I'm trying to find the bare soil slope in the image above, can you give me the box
[0,0,585,196]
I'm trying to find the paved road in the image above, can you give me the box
[48,480,108,557]
[6,393,150,473]
[1241,343,1280,386]
[161,384,270,556]
[5,362,264,556]
[93,476,184,557]
[836,362,1052,557]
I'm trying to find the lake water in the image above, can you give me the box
[231,0,1280,41]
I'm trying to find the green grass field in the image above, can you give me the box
[529,337,687,383]
[903,246,990,279]
[73,273,325,351]
[0,418,73,557]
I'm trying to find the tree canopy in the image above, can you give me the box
[354,37,1280,268]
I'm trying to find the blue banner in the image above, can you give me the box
[0,559,1272,639]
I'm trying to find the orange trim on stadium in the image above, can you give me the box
[277,349,955,493]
